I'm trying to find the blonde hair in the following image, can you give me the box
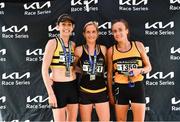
[83,21,99,33]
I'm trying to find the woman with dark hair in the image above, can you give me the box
[42,14,78,121]
[107,19,152,122]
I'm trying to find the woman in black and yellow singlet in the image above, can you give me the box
[42,14,78,121]
[75,21,110,121]
[107,19,152,122]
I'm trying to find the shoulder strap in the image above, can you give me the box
[134,41,141,54]
[54,37,59,51]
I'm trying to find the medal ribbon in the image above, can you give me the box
[57,36,72,72]
[86,45,97,75]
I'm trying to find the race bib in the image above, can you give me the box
[83,65,89,72]
[96,66,103,73]
[59,55,65,62]
[83,64,103,73]
[117,63,137,71]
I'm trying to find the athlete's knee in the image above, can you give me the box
[67,112,78,121]
[99,115,110,121]
[116,114,127,121]
[68,117,77,121]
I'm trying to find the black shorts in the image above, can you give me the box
[114,81,145,105]
[79,90,109,104]
[52,79,78,108]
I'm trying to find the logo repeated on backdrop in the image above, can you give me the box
[98,21,112,36]
[0,96,6,110]
[0,1,179,121]
[47,24,75,38]
[0,2,5,15]
[118,0,149,11]
[144,21,175,36]
[170,47,180,61]
[26,48,44,62]
[23,1,51,15]
[26,95,50,109]
[171,97,180,111]
[1,25,29,39]
[1,72,31,86]
[169,0,180,10]
[0,49,6,62]
[71,0,98,12]
[145,71,175,86]
[47,24,59,38]
[8,120,30,122]
[145,46,149,54]
[145,97,150,111]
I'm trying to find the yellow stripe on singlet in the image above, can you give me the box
[80,86,107,93]
[113,41,144,83]
[50,37,74,68]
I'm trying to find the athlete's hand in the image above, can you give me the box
[129,68,141,76]
[48,94,57,108]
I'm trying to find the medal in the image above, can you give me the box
[129,71,134,77]
[65,70,70,77]
[86,45,97,81]
[122,71,135,88]
[90,74,96,81]
[128,71,135,87]
[128,81,135,88]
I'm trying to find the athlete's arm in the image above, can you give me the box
[72,41,76,49]
[134,41,152,75]
[100,45,107,63]
[42,39,56,96]
[74,45,83,73]
[107,46,115,105]
[71,41,76,70]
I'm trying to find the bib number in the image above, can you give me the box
[83,65,103,73]
[117,64,137,71]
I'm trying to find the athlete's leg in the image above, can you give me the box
[52,107,66,121]
[66,103,79,121]
[95,102,110,121]
[131,103,145,122]
[130,81,146,122]
[80,104,93,122]
[115,104,129,122]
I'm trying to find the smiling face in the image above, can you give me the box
[57,20,74,37]
[112,21,129,42]
[83,23,98,43]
